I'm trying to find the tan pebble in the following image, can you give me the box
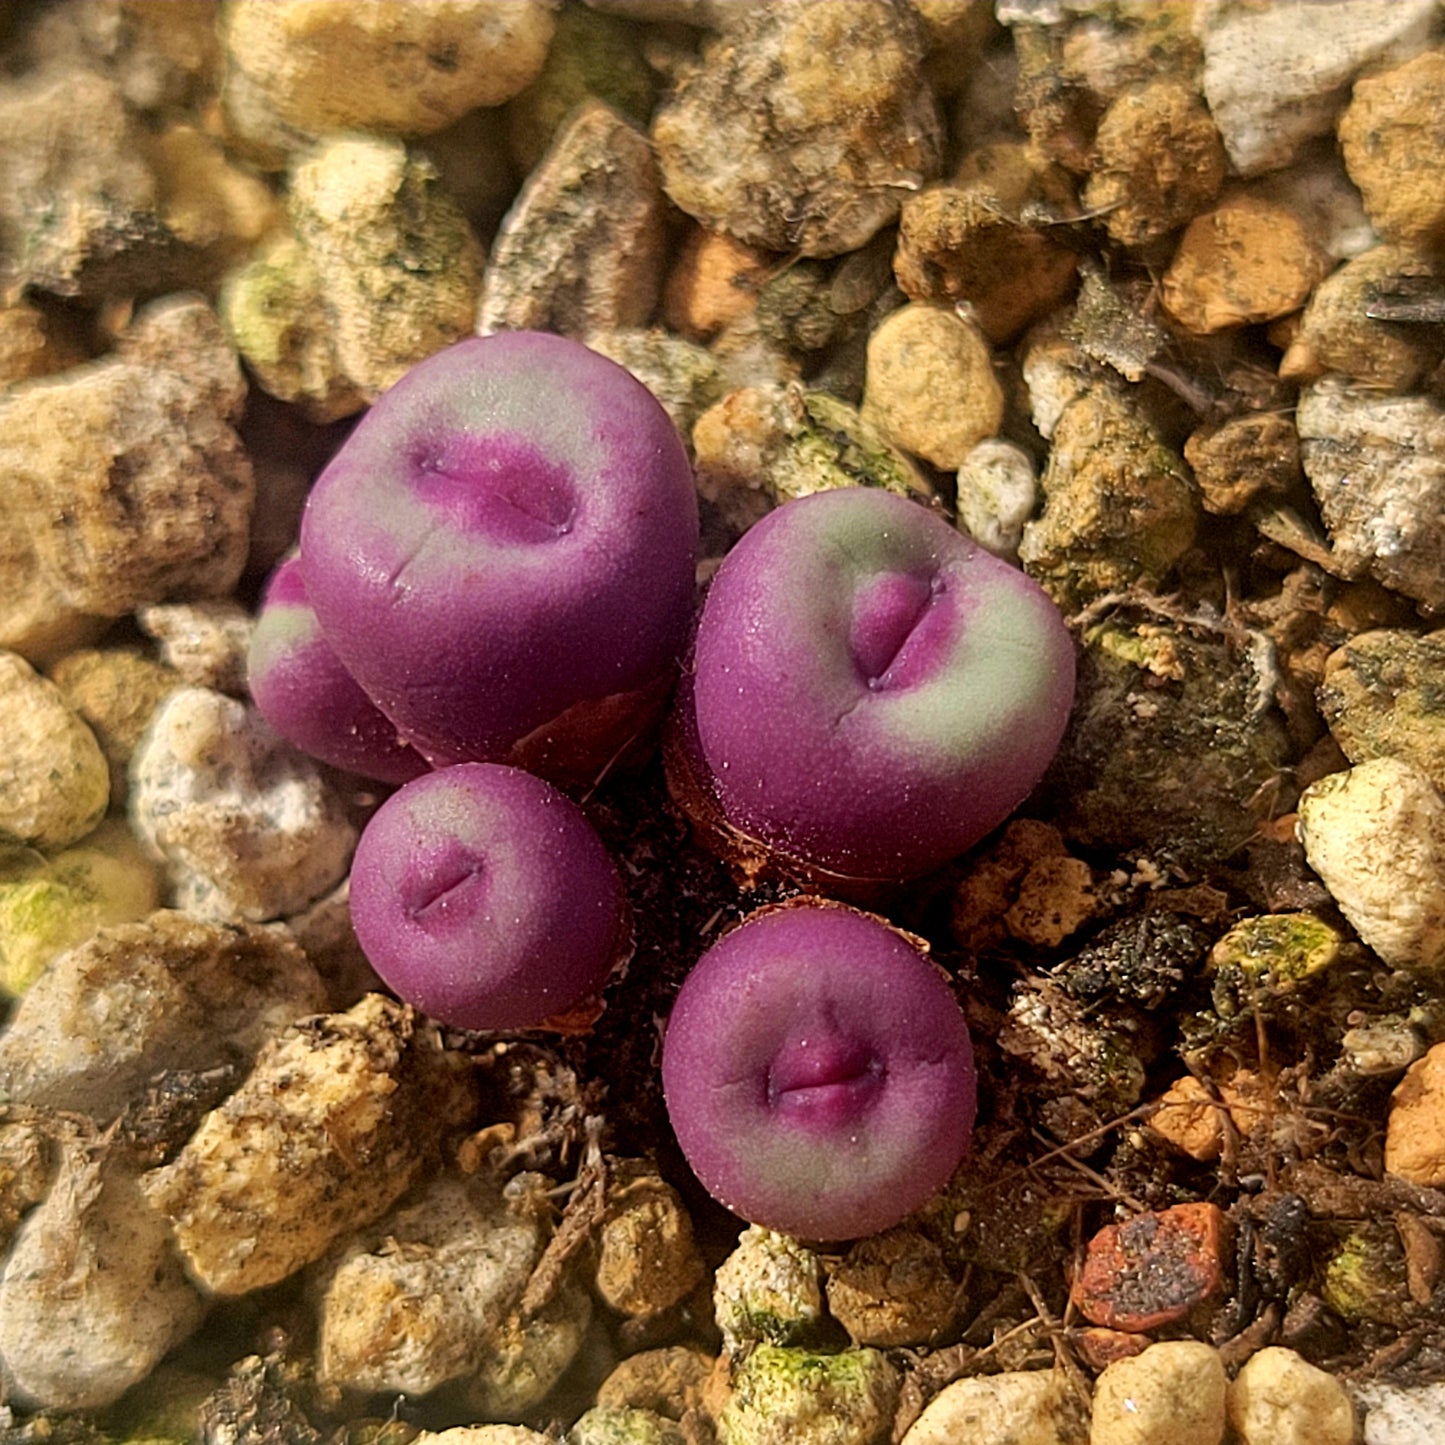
[663,228,776,341]
[289,134,484,402]
[825,1228,958,1347]
[1,299,252,618]
[1319,629,1445,794]
[1183,412,1302,517]
[1004,855,1099,949]
[1151,1071,1271,1163]
[1085,78,1227,248]
[0,1133,204,1411]
[221,0,555,137]
[142,994,475,1296]
[1279,244,1440,392]
[315,1172,548,1397]
[0,909,325,1119]
[0,516,107,669]
[901,1369,1075,1445]
[862,303,1002,470]
[1283,242,1439,393]
[1017,376,1198,612]
[49,648,181,808]
[478,101,665,340]
[147,122,283,276]
[1090,1341,1226,1445]
[0,651,109,851]
[950,818,1068,953]
[894,143,1080,342]
[1387,1042,1445,1188]
[1162,190,1329,334]
[1340,48,1445,251]
[594,1163,706,1319]
[0,71,160,298]
[597,1345,715,1418]
[1074,1328,1151,1373]
[0,299,85,388]
[1227,1346,1358,1445]
[1297,758,1445,973]
[653,0,942,258]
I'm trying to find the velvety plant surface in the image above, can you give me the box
[349,762,630,1031]
[662,901,976,1240]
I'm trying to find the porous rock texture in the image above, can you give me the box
[653,0,943,258]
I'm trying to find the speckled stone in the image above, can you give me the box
[653,0,943,258]
[1084,78,1227,249]
[1339,47,1445,251]
[0,650,109,851]
[1319,629,1445,792]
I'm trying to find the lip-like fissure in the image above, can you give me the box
[409,441,578,545]
[766,1033,885,1129]
[400,845,487,923]
[848,570,942,690]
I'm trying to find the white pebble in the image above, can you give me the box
[1357,1380,1445,1445]
[956,439,1039,561]
[1297,757,1445,972]
[902,1369,1076,1445]
[130,687,355,922]
[1090,1341,1226,1445]
[1228,1347,1357,1445]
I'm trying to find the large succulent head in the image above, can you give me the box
[668,487,1076,884]
[299,330,699,783]
[662,901,976,1240]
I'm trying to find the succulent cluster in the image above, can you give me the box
[248,331,1076,1239]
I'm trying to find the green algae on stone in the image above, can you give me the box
[1319,628,1445,793]
[508,5,656,174]
[1206,913,1344,1023]
[466,1274,593,1422]
[1320,1222,1411,1329]
[583,328,726,447]
[0,818,162,997]
[1043,607,1291,868]
[714,1226,825,1355]
[692,385,931,538]
[219,234,365,422]
[1017,373,1198,614]
[568,1406,687,1445]
[717,1345,900,1445]
[780,391,931,503]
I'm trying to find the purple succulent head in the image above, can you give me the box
[662,901,976,1240]
[247,555,429,785]
[299,331,699,783]
[668,487,1075,883]
[349,762,630,1031]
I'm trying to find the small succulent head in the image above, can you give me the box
[662,901,976,1240]
[349,762,631,1030]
